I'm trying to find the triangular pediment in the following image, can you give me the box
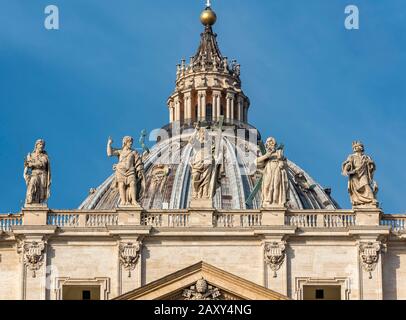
[114,262,289,300]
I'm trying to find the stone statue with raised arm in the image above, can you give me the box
[24,139,51,206]
[256,137,289,208]
[342,141,378,208]
[107,136,145,207]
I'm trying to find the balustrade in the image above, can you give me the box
[381,215,406,231]
[1,210,404,232]
[0,214,23,232]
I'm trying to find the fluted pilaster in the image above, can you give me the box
[183,91,192,121]
[226,92,235,120]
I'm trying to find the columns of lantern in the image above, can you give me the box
[168,88,248,124]
[244,101,249,123]
[212,90,221,121]
[198,91,206,121]
[226,92,235,120]
[183,91,192,121]
[174,96,181,122]
[169,101,175,123]
[237,95,244,122]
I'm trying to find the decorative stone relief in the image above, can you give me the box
[18,240,46,278]
[264,242,286,278]
[119,242,141,278]
[342,141,378,208]
[183,278,221,300]
[150,165,171,195]
[359,242,384,279]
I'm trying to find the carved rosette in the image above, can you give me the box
[264,242,286,278]
[119,242,141,278]
[183,278,221,300]
[18,241,46,278]
[359,242,384,279]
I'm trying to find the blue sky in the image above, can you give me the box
[0,0,405,213]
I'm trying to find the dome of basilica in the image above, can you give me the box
[80,122,339,211]
[79,6,340,211]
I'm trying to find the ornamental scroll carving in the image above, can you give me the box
[359,242,385,279]
[119,242,141,278]
[183,278,221,300]
[18,240,46,278]
[264,242,286,278]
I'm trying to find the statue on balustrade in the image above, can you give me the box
[256,137,289,208]
[24,139,51,206]
[107,136,145,207]
[189,126,215,200]
[342,141,378,208]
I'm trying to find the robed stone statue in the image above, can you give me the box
[189,127,215,200]
[342,141,378,208]
[24,139,51,206]
[256,137,289,208]
[107,136,145,207]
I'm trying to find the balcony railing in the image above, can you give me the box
[47,211,118,228]
[141,211,190,228]
[214,211,262,228]
[1,209,405,232]
[285,211,356,228]
[0,214,23,232]
[381,215,406,232]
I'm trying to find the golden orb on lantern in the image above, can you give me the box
[200,7,217,26]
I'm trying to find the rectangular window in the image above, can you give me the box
[315,289,324,299]
[62,285,101,300]
[82,290,91,300]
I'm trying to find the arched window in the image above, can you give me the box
[206,104,213,122]
[220,104,224,116]
[194,105,198,122]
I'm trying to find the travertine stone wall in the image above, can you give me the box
[47,240,120,300]
[0,244,20,300]
[383,245,406,300]
[142,238,263,286]
[0,235,405,300]
[287,241,360,300]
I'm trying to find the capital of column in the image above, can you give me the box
[226,91,235,100]
[182,90,192,99]
[198,90,207,98]
[212,90,222,98]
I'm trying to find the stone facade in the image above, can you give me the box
[0,208,405,300]
[1,4,405,301]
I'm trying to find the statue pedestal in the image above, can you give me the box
[189,198,213,209]
[22,205,49,226]
[354,207,382,226]
[189,199,214,228]
[117,205,143,226]
[261,207,287,226]
[189,209,214,227]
